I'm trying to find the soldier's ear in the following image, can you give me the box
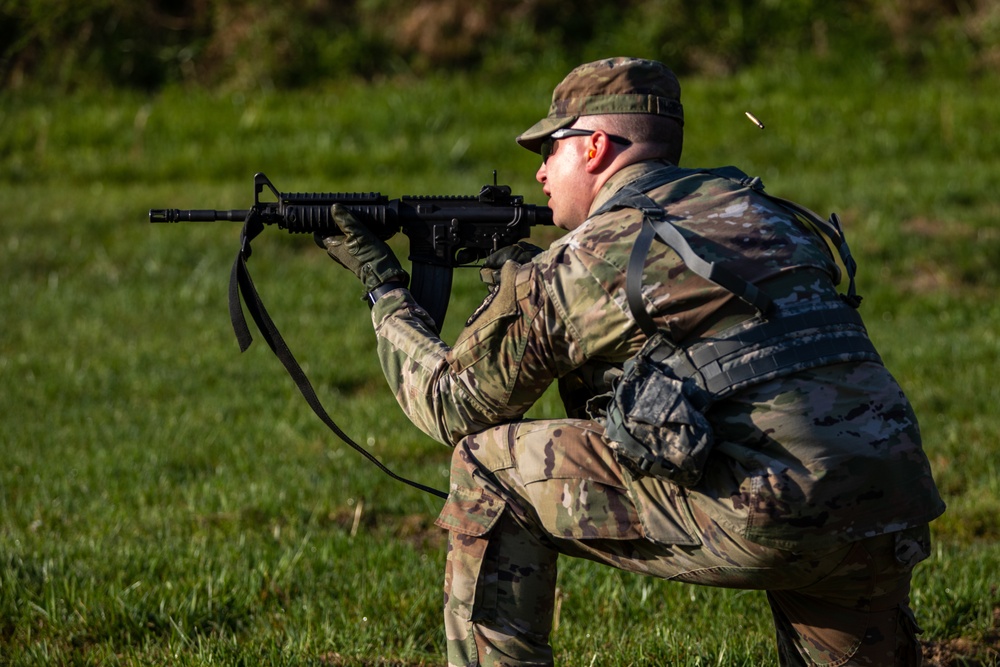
[585,131,615,173]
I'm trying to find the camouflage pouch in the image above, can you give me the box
[604,332,714,487]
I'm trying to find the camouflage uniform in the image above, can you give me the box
[366,59,945,666]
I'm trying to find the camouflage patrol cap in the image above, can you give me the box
[517,57,684,154]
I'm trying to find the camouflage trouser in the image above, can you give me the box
[434,419,931,667]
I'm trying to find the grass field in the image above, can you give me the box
[2,59,999,665]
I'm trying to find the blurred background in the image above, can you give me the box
[2,2,999,665]
[4,0,998,91]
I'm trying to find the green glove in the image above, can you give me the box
[479,241,543,287]
[316,204,409,292]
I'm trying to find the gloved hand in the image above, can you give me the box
[315,204,409,292]
[479,241,543,287]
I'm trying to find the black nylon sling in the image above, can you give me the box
[229,210,447,500]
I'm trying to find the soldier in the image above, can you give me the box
[316,57,945,666]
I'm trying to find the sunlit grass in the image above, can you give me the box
[2,60,999,664]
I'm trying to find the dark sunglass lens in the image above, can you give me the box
[540,139,554,161]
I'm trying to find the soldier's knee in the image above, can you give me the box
[451,424,516,481]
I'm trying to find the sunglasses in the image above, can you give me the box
[540,128,632,162]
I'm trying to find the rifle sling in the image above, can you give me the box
[229,211,448,500]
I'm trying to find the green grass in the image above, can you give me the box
[2,60,999,665]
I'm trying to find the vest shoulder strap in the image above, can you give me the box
[596,166,864,339]
[594,166,773,337]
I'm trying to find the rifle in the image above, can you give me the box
[150,172,552,500]
[150,172,553,329]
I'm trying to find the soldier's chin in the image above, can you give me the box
[550,206,576,231]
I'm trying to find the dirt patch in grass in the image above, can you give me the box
[319,653,436,666]
[923,635,1000,666]
[328,506,446,551]
[895,216,1000,298]
[923,603,1000,666]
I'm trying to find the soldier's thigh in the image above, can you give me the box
[500,418,646,541]
[460,420,858,590]
[503,420,861,590]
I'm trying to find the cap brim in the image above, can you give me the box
[515,115,578,154]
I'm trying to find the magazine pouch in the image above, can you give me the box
[604,332,714,488]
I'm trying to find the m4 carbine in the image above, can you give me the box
[149,172,552,500]
[150,172,553,330]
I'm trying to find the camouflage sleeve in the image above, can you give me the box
[370,244,637,446]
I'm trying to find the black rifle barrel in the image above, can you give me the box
[149,209,251,223]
